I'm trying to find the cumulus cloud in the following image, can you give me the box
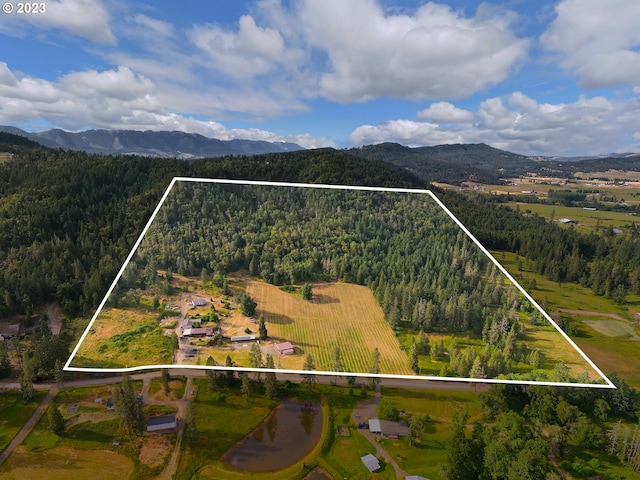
[0,63,330,148]
[541,0,640,88]
[417,102,473,122]
[350,92,640,155]
[0,0,115,44]
[189,15,286,80]
[298,0,528,102]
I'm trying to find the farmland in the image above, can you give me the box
[246,279,412,375]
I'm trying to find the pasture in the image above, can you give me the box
[246,280,413,375]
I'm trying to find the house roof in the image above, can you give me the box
[380,420,409,436]
[406,476,430,480]
[1,324,20,337]
[147,414,176,427]
[275,342,294,352]
[361,454,380,472]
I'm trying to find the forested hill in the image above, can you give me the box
[0,132,638,321]
[349,142,640,184]
[348,142,548,184]
[0,133,422,318]
[0,126,304,158]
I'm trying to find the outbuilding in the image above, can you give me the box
[361,454,381,472]
[231,334,257,342]
[147,414,177,432]
[368,419,382,434]
[275,342,295,355]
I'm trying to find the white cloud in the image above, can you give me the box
[417,102,473,122]
[189,15,286,80]
[0,0,116,44]
[541,0,640,88]
[134,14,175,38]
[350,91,640,155]
[298,0,529,102]
[0,63,329,148]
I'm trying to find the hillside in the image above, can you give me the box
[0,126,304,158]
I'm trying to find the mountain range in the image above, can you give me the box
[0,126,304,158]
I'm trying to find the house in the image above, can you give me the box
[231,335,257,342]
[147,414,177,432]
[183,327,215,337]
[190,299,207,307]
[180,318,193,330]
[361,454,381,472]
[0,323,22,339]
[275,342,295,355]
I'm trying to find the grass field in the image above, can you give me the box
[582,319,640,341]
[247,280,413,375]
[71,307,172,368]
[494,250,640,387]
[510,202,637,231]
[0,390,46,453]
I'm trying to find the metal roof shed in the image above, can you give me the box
[368,419,381,434]
[147,414,177,432]
[361,454,381,472]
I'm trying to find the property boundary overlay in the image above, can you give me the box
[64,178,616,389]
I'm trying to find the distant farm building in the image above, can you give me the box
[275,342,295,355]
[189,299,207,307]
[557,218,577,225]
[231,334,257,342]
[147,414,177,432]
[0,323,22,339]
[368,419,382,434]
[183,327,215,337]
[180,318,193,330]
[361,454,381,472]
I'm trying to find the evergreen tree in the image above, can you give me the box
[264,354,277,400]
[47,400,65,435]
[241,372,251,402]
[301,283,313,300]
[113,373,144,437]
[0,342,11,378]
[369,347,381,388]
[331,346,344,384]
[20,352,35,403]
[185,400,198,443]
[205,356,218,391]
[258,317,267,340]
[161,368,171,395]
[302,354,316,394]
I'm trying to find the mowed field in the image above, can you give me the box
[246,280,413,375]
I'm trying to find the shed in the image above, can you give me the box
[368,419,382,434]
[106,397,114,410]
[275,342,295,355]
[406,476,430,480]
[190,299,207,307]
[231,335,257,342]
[361,454,381,472]
[380,420,409,437]
[147,414,177,432]
[1,324,21,339]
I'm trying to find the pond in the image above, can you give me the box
[223,400,323,472]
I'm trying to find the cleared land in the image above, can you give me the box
[582,319,640,341]
[247,280,412,375]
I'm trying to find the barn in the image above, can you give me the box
[275,342,295,355]
[231,335,257,342]
[147,414,177,432]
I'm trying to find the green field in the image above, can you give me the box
[0,390,45,453]
[511,203,637,231]
[494,250,640,387]
[247,280,413,375]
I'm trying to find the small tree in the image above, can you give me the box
[48,400,65,435]
[302,354,316,395]
[301,283,313,301]
[264,354,277,400]
[237,293,257,317]
[369,347,381,389]
[241,372,251,402]
[259,317,268,340]
[161,368,171,395]
[206,356,218,391]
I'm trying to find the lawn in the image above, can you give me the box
[0,390,46,452]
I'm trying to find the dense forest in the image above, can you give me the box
[124,182,532,335]
[1,130,639,324]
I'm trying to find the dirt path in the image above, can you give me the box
[0,387,58,466]
[558,308,626,321]
[352,385,408,479]
[148,377,192,480]
[44,303,63,336]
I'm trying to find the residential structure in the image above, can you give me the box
[275,341,295,355]
[147,414,177,432]
[361,454,381,472]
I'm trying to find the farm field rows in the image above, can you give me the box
[246,280,413,375]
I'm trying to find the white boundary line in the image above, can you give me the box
[65,178,615,389]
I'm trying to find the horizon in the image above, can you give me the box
[1,0,639,156]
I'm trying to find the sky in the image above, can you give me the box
[0,0,639,156]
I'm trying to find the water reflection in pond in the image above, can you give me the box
[223,400,323,472]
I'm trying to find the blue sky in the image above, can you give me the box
[0,0,639,155]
